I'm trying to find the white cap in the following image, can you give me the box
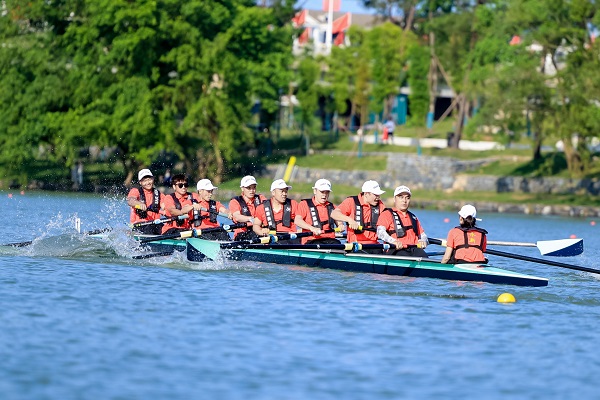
[361,180,385,195]
[138,169,153,181]
[270,179,292,191]
[458,204,482,221]
[197,178,218,191]
[394,185,411,196]
[312,179,332,192]
[240,175,257,188]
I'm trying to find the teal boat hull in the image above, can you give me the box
[185,238,549,287]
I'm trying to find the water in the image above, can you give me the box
[2,191,600,399]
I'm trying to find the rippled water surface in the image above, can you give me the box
[2,191,600,399]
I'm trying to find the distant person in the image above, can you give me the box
[330,180,386,252]
[295,179,340,245]
[161,174,201,235]
[195,179,232,241]
[229,175,267,241]
[382,124,389,144]
[127,169,164,235]
[376,185,428,258]
[163,168,172,186]
[384,116,395,144]
[253,179,300,244]
[441,204,488,264]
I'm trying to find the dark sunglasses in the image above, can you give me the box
[175,183,189,188]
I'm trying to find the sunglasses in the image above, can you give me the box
[175,183,189,188]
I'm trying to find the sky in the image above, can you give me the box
[297,0,375,14]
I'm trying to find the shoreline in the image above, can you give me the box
[5,186,598,219]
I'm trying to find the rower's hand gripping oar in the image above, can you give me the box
[131,215,188,229]
[199,207,233,220]
[429,238,599,275]
[139,223,248,244]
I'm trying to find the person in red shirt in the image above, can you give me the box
[441,204,488,264]
[376,185,429,258]
[195,178,232,241]
[295,179,340,245]
[229,175,267,241]
[161,174,201,235]
[127,168,164,235]
[330,180,386,252]
[253,179,300,244]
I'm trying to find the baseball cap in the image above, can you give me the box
[312,179,332,192]
[361,180,385,195]
[393,185,411,197]
[458,204,482,221]
[270,179,292,191]
[138,169,153,181]
[240,175,258,188]
[197,179,218,191]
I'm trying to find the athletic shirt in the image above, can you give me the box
[446,226,488,263]
[196,199,226,229]
[254,199,299,233]
[334,194,384,244]
[297,197,337,244]
[161,192,200,233]
[229,194,267,237]
[128,186,163,224]
[377,208,424,246]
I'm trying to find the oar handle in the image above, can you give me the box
[132,215,188,228]
[199,207,232,220]
[139,222,247,243]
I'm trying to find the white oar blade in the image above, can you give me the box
[536,239,583,257]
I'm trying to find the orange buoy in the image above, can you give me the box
[443,218,450,223]
[591,221,596,226]
[570,234,577,239]
[8,193,13,198]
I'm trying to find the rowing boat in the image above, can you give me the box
[183,237,549,287]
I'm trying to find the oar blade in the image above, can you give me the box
[537,238,583,257]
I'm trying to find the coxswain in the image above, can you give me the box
[376,185,429,258]
[330,180,386,253]
[441,204,488,264]
[253,179,300,244]
[161,174,202,235]
[195,178,232,241]
[127,168,164,235]
[295,179,340,245]
[229,175,267,241]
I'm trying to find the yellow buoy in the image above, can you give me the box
[497,293,516,303]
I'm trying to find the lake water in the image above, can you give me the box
[1,191,600,400]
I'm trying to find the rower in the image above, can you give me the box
[253,179,300,244]
[376,185,429,258]
[127,168,165,235]
[161,174,201,235]
[229,175,267,241]
[330,180,386,253]
[195,178,232,241]
[441,204,488,264]
[295,179,340,245]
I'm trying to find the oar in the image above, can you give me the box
[220,241,391,252]
[131,215,188,229]
[3,228,111,247]
[429,238,600,275]
[487,238,583,257]
[199,207,232,220]
[132,251,175,259]
[139,223,248,244]
[219,228,343,249]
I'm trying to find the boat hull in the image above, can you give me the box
[186,238,549,287]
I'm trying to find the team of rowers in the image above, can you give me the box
[127,168,488,264]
